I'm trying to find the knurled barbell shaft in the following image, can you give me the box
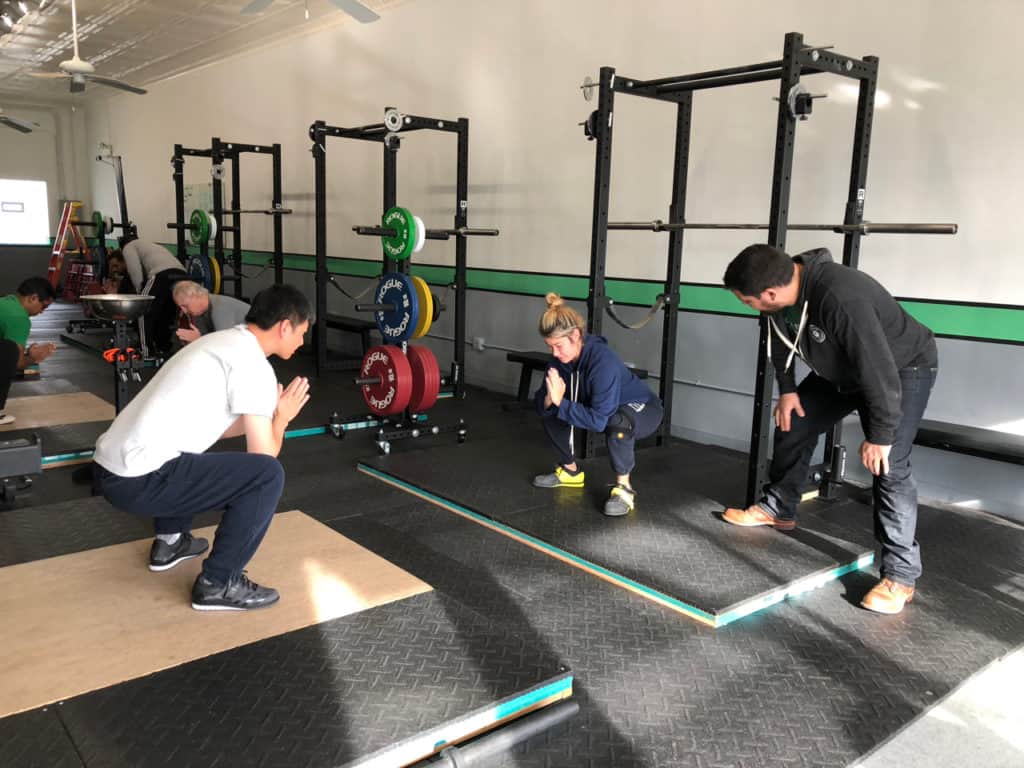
[354,376,382,387]
[221,208,293,215]
[607,220,957,235]
[355,303,397,312]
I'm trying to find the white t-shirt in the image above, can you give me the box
[94,325,278,477]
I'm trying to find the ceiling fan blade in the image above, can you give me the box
[328,0,380,23]
[86,74,147,95]
[241,0,275,14]
[29,72,71,79]
[0,116,34,134]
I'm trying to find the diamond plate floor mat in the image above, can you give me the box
[359,435,873,627]
[0,591,572,768]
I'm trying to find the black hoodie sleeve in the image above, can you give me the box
[768,313,799,395]
[826,298,902,444]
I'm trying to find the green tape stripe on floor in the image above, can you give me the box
[714,554,874,627]
[161,244,1023,342]
[356,463,719,626]
[494,677,574,720]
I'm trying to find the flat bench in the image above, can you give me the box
[914,419,1024,465]
[324,314,376,356]
[506,350,649,404]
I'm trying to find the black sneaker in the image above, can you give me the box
[191,572,280,612]
[148,533,209,572]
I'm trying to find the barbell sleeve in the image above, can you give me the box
[353,225,398,237]
[354,303,397,312]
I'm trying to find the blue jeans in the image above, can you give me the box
[758,367,937,586]
[95,451,285,585]
[541,400,664,476]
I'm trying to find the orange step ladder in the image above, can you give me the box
[47,200,91,290]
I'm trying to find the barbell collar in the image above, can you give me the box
[606,220,957,235]
[355,302,397,313]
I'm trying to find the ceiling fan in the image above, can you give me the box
[29,0,146,95]
[241,0,380,24]
[0,107,36,133]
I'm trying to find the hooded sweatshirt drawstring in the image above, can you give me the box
[767,300,809,374]
[567,370,580,455]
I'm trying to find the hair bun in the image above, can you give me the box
[545,292,564,308]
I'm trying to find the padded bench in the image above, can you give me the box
[324,313,376,357]
[914,419,1024,465]
[506,350,649,404]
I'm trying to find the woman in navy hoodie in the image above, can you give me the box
[532,293,663,516]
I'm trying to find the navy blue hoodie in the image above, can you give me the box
[533,335,657,431]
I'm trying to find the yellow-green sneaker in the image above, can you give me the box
[532,465,585,488]
[603,484,635,516]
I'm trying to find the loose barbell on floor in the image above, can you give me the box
[606,220,958,235]
[352,206,499,261]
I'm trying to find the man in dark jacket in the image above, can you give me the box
[722,244,938,615]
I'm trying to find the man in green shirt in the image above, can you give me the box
[1,277,57,426]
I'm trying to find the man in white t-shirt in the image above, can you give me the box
[93,284,312,611]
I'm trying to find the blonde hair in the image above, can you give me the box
[538,293,585,339]
[172,280,209,302]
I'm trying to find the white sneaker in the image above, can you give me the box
[0,413,14,426]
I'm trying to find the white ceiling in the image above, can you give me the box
[0,0,396,103]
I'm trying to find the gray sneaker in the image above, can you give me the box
[532,465,585,488]
[149,533,209,572]
[0,413,15,426]
[603,484,635,517]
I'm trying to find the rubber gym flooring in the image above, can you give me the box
[2,302,1023,767]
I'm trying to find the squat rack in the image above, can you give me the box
[309,108,474,398]
[169,138,286,299]
[584,31,956,506]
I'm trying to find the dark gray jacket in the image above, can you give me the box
[768,248,937,444]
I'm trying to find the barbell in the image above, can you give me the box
[166,206,293,245]
[353,206,499,261]
[357,344,441,416]
[606,220,958,235]
[72,210,121,238]
[355,272,442,343]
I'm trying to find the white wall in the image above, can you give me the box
[0,101,91,240]
[85,0,1022,301]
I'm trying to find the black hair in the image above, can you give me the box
[722,244,795,297]
[245,284,311,330]
[17,277,56,302]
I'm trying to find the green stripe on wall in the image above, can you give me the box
[161,245,1023,343]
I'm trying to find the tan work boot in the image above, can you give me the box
[722,504,796,531]
[861,578,915,614]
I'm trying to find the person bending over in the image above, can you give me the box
[0,277,57,426]
[722,244,938,615]
[172,280,250,345]
[121,239,189,356]
[93,284,312,611]
[532,293,663,517]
